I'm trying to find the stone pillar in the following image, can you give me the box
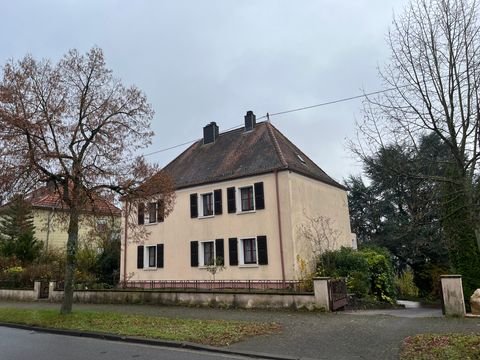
[313,277,331,311]
[440,275,466,317]
[49,281,57,301]
[33,281,41,300]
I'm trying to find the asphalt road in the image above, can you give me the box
[0,327,261,360]
[1,302,479,360]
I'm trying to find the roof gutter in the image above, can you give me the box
[275,170,286,282]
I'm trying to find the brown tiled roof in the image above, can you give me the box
[162,121,345,190]
[24,186,121,216]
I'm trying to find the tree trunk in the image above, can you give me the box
[60,206,79,314]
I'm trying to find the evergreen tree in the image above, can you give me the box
[0,195,42,263]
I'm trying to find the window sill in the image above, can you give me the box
[143,268,159,271]
[145,222,158,226]
[198,215,214,220]
[239,264,259,268]
[237,210,256,215]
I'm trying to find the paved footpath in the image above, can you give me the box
[0,301,479,360]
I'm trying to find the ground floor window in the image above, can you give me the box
[241,238,257,264]
[201,241,215,266]
[146,245,156,268]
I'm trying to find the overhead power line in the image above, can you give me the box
[143,85,405,157]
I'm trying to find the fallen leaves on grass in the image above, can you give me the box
[0,308,281,346]
[400,333,480,360]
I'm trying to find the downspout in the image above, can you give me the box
[123,201,129,285]
[275,170,286,282]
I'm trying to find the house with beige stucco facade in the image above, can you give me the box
[120,111,355,284]
[10,185,121,251]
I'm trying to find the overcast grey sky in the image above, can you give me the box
[0,0,408,182]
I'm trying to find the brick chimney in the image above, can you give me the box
[244,111,256,131]
[203,122,219,145]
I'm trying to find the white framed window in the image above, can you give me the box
[200,192,214,217]
[237,185,255,212]
[96,218,107,233]
[239,237,257,265]
[148,202,157,224]
[199,240,215,266]
[145,245,157,268]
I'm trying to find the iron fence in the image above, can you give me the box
[119,279,313,293]
[0,279,35,290]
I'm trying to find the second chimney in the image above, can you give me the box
[203,122,219,145]
[244,111,256,131]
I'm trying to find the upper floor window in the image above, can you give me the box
[148,202,157,224]
[190,189,222,218]
[234,182,264,213]
[137,200,165,225]
[201,193,214,217]
[240,186,254,211]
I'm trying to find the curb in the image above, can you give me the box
[0,322,299,360]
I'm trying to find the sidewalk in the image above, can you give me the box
[0,301,479,360]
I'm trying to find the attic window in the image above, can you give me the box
[296,154,306,164]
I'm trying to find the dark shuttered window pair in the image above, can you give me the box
[137,244,164,269]
[138,201,164,224]
[190,190,223,218]
[228,236,268,266]
[227,182,265,214]
[190,239,225,267]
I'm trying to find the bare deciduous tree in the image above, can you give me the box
[298,214,340,273]
[0,47,174,314]
[352,0,480,295]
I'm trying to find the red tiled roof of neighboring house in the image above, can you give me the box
[24,186,121,216]
[158,121,345,190]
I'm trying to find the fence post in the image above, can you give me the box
[440,275,466,317]
[313,277,331,311]
[34,281,41,300]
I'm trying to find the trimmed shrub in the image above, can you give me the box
[317,246,397,303]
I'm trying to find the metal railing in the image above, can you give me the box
[0,279,35,290]
[119,279,313,293]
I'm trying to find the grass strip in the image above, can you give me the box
[0,308,281,346]
[400,333,480,360]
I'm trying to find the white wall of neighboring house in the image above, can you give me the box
[121,170,353,282]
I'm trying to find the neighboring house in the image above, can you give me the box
[14,185,121,250]
[121,111,355,283]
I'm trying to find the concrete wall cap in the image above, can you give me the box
[440,275,463,278]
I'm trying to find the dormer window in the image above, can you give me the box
[297,154,306,164]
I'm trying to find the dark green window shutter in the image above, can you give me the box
[157,200,165,222]
[215,239,224,265]
[156,244,164,268]
[227,187,236,213]
[254,182,265,210]
[137,245,144,269]
[214,189,222,215]
[190,194,198,218]
[257,236,268,265]
[190,241,199,267]
[228,238,238,266]
[137,203,145,225]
